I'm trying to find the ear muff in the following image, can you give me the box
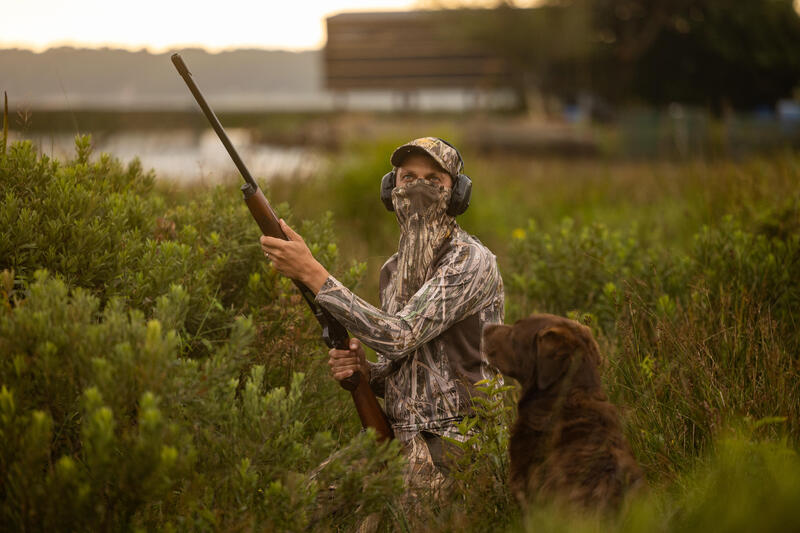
[380,170,396,211]
[380,170,472,216]
[447,173,472,216]
[433,137,472,216]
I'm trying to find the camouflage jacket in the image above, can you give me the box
[315,226,504,442]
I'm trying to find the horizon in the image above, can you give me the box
[1,44,323,54]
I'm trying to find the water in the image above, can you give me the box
[13,128,324,184]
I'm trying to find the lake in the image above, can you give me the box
[11,128,324,184]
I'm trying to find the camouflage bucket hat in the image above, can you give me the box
[390,137,464,178]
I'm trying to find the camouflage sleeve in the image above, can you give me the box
[315,243,500,360]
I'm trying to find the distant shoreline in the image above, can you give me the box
[1,46,323,110]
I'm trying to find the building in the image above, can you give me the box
[324,10,518,111]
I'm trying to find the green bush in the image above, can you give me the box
[443,375,519,532]
[0,270,403,532]
[506,217,657,332]
[2,133,799,532]
[0,138,403,531]
[0,137,158,292]
[506,208,799,479]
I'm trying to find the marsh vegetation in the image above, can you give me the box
[1,131,799,531]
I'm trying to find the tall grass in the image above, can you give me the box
[269,138,800,530]
[1,134,799,531]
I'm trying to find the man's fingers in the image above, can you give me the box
[328,340,365,382]
[329,348,356,360]
[333,367,363,380]
[279,219,302,242]
[332,362,361,371]
[328,350,361,373]
[260,235,285,250]
[260,236,291,264]
[329,348,354,358]
[329,356,360,367]
[260,236,275,256]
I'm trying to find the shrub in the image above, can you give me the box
[0,271,404,532]
[0,137,158,293]
[3,132,799,531]
[442,375,520,532]
[506,210,799,479]
[0,138,403,531]
[506,217,659,333]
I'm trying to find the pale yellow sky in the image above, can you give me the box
[9,1,790,53]
[0,0,420,52]
[2,0,548,52]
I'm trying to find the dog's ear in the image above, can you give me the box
[535,326,575,390]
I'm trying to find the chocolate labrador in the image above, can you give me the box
[483,313,643,511]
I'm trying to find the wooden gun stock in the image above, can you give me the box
[172,52,393,442]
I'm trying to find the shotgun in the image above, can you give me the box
[171,53,393,442]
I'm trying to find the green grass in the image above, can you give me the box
[269,138,800,531]
[1,133,799,531]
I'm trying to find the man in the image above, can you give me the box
[260,137,504,490]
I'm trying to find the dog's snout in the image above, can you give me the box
[482,324,513,368]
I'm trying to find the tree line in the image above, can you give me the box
[452,0,800,114]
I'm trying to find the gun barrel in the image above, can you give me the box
[170,53,392,437]
[171,53,257,190]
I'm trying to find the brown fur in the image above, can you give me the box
[483,313,643,512]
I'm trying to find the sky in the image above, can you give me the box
[11,0,794,53]
[0,0,424,52]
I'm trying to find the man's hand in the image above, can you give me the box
[260,219,330,294]
[328,338,369,382]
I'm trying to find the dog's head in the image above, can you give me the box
[483,313,602,391]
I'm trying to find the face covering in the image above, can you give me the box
[386,180,457,311]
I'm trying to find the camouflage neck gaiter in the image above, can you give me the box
[388,180,456,311]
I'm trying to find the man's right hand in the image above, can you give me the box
[328,338,369,382]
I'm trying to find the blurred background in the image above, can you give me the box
[3,0,800,182]
[3,4,800,530]
[5,0,800,302]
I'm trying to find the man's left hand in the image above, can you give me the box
[260,219,330,294]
